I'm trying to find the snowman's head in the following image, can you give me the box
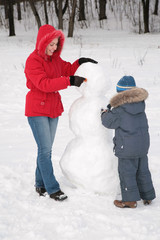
[75,62,110,97]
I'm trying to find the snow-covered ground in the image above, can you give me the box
[0,28,160,240]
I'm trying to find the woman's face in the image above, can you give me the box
[46,38,59,56]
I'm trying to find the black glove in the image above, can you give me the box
[79,57,98,65]
[107,104,111,110]
[70,75,86,87]
[101,108,107,115]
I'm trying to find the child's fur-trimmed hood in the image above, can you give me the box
[110,87,148,108]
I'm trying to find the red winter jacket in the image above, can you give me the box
[25,24,79,118]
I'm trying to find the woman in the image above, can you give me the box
[25,24,97,201]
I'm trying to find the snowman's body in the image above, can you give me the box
[60,63,117,194]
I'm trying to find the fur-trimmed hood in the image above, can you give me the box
[110,87,148,108]
[35,24,65,60]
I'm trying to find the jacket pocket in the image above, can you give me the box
[123,135,139,157]
[53,92,64,116]
[114,136,124,156]
[33,98,51,115]
[123,132,149,157]
[141,132,150,155]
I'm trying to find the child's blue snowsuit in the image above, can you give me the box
[101,87,155,201]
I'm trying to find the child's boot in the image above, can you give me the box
[114,200,137,208]
[143,200,152,205]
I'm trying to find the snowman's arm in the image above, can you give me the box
[101,108,120,129]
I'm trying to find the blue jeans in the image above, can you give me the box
[28,116,60,194]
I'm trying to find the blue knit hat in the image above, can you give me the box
[116,76,136,92]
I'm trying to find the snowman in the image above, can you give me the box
[60,63,118,194]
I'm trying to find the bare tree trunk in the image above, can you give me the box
[48,0,51,7]
[58,0,63,29]
[54,0,63,29]
[78,0,86,21]
[141,0,150,33]
[44,0,49,24]
[139,0,142,34]
[17,0,22,20]
[68,0,77,37]
[23,0,26,12]
[4,0,9,19]
[54,0,68,30]
[8,0,16,36]
[62,0,69,15]
[153,0,159,15]
[99,0,107,20]
[54,0,59,16]
[28,0,41,29]
[95,0,98,9]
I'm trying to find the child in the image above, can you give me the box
[101,76,156,208]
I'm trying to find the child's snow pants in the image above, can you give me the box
[118,156,156,202]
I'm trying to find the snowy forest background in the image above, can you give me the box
[1,1,160,240]
[0,0,160,36]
